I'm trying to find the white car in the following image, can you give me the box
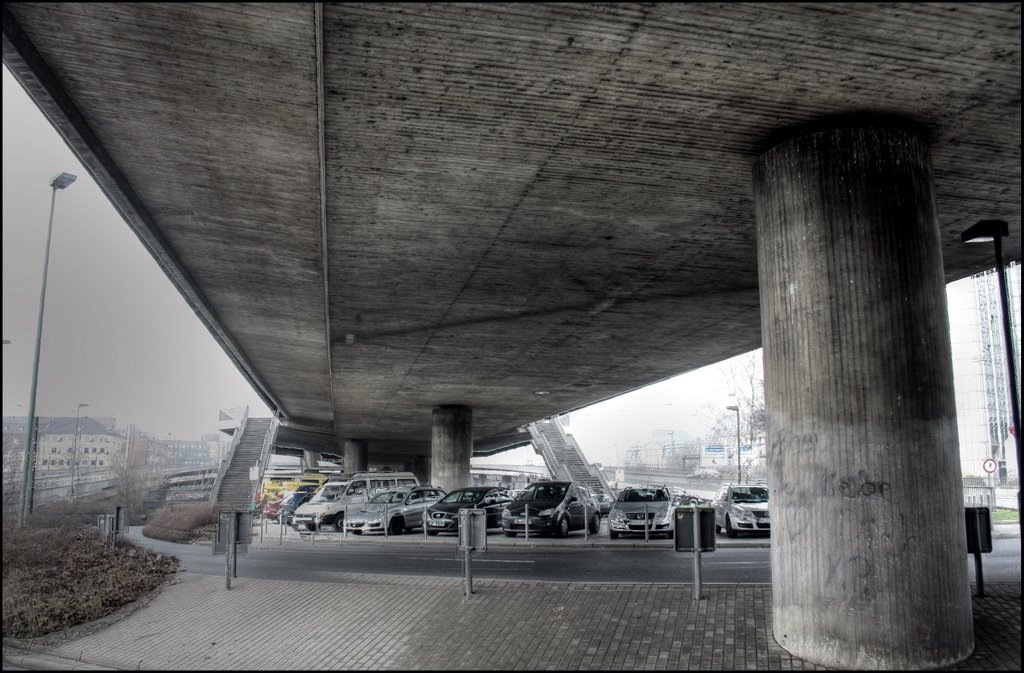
[711,484,770,538]
[607,486,674,539]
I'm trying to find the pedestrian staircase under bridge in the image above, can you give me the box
[528,419,614,498]
[209,412,278,511]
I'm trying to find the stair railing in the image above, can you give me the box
[527,421,572,481]
[564,432,615,496]
[251,415,281,505]
[209,405,249,504]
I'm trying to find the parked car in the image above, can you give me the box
[425,486,512,535]
[671,488,706,508]
[291,481,351,531]
[595,493,615,516]
[344,486,446,535]
[607,486,674,539]
[687,468,722,478]
[293,471,421,531]
[279,491,314,526]
[263,493,287,521]
[711,483,770,538]
[500,481,601,538]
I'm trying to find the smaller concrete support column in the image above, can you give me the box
[343,439,368,473]
[413,455,431,486]
[430,406,472,494]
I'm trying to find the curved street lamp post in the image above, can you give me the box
[726,405,741,484]
[18,172,76,526]
[961,220,1021,537]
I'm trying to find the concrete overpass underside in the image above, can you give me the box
[3,4,1020,669]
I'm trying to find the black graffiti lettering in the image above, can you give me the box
[824,470,891,498]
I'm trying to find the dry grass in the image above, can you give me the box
[2,499,222,640]
[141,502,219,543]
[2,514,179,639]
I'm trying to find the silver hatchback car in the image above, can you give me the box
[344,486,446,535]
[711,484,770,537]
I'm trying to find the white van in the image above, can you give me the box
[291,471,420,531]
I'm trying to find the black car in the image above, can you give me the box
[595,493,615,516]
[425,486,511,535]
[501,481,601,538]
[279,491,313,526]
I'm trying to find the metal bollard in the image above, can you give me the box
[524,504,530,542]
[583,502,588,543]
[644,503,650,542]
[384,504,389,541]
[423,508,428,540]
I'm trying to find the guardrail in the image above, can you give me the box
[209,405,249,504]
[527,423,572,481]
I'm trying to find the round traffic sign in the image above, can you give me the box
[982,458,998,474]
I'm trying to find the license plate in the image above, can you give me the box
[297,523,308,530]
[514,518,526,525]
[429,521,445,527]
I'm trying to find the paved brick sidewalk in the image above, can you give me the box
[4,571,1019,670]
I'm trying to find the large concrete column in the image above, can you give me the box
[753,126,972,669]
[430,406,472,493]
[343,439,367,473]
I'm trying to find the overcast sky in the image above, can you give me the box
[2,64,1011,469]
[2,67,271,439]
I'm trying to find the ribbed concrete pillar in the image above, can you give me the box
[413,455,431,486]
[343,439,367,473]
[430,406,472,494]
[753,126,972,669]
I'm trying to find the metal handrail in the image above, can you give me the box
[209,405,249,504]
[251,415,281,505]
[527,421,572,481]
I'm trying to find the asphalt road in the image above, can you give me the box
[125,531,1020,585]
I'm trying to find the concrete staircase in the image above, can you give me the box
[211,417,273,510]
[530,420,610,497]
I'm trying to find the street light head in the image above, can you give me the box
[77,403,89,409]
[961,219,1008,244]
[49,172,77,190]
[726,405,739,411]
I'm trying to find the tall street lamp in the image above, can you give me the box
[70,403,89,500]
[961,219,1021,536]
[19,171,77,526]
[726,405,741,484]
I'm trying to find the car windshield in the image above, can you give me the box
[618,488,669,502]
[367,490,408,505]
[517,483,568,501]
[310,484,346,503]
[440,490,485,504]
[731,487,769,503]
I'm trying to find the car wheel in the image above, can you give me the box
[556,516,570,538]
[609,531,619,540]
[588,515,600,534]
[725,515,738,538]
[334,516,345,532]
[388,518,404,535]
[503,530,516,537]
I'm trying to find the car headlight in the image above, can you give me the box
[538,508,554,517]
[610,510,625,522]
[367,518,382,526]
[730,506,753,520]
[501,508,510,517]
[657,509,671,521]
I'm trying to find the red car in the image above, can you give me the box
[263,494,287,521]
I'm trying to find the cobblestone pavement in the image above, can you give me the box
[3,523,1020,670]
[3,571,1019,670]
